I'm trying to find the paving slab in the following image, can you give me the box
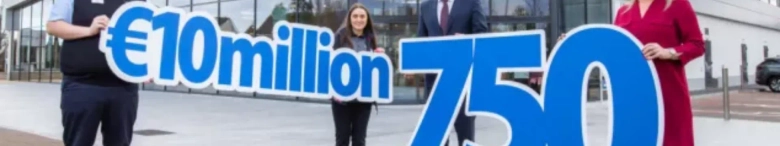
[1,82,780,146]
[0,127,61,146]
[693,89,780,122]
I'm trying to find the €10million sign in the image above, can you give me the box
[101,2,665,146]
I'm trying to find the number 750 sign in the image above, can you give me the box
[399,25,664,146]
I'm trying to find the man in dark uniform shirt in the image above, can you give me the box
[47,0,141,145]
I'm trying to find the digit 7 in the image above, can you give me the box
[399,37,474,146]
[467,31,547,146]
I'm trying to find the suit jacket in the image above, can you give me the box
[416,0,487,37]
[417,0,487,91]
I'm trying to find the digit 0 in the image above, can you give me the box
[543,25,663,146]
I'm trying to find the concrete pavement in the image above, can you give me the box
[693,89,780,122]
[0,127,60,146]
[1,82,780,146]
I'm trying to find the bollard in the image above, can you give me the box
[722,66,731,121]
[740,64,746,90]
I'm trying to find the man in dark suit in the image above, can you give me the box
[415,0,487,145]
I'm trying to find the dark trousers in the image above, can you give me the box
[425,74,476,146]
[331,100,373,146]
[60,78,139,146]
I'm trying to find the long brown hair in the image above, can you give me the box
[338,3,378,50]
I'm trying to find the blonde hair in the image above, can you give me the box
[622,0,673,14]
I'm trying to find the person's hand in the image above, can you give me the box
[90,15,109,35]
[642,43,673,60]
[332,96,342,103]
[557,33,566,42]
[374,47,385,53]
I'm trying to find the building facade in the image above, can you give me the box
[0,0,778,102]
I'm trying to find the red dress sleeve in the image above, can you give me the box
[670,0,705,65]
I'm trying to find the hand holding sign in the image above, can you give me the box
[642,43,674,60]
[91,15,110,35]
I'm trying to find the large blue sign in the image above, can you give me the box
[399,25,664,146]
[102,2,664,146]
[100,2,394,103]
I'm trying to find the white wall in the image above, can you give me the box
[688,15,780,90]
[690,0,780,90]
[611,0,780,90]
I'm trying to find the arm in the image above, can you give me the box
[670,0,704,65]
[470,0,488,34]
[46,0,95,40]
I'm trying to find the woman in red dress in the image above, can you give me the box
[615,0,705,145]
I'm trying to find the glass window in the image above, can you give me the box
[220,0,255,34]
[193,0,218,5]
[586,0,611,24]
[562,0,585,31]
[192,1,219,31]
[359,0,420,86]
[150,0,167,7]
[372,23,417,87]
[489,22,544,80]
[254,0,294,37]
[191,1,219,31]
[490,0,549,17]
[31,1,43,76]
[294,0,349,31]
[37,0,51,75]
[562,0,612,31]
[20,4,32,77]
[359,0,417,16]
[192,1,218,14]
[10,10,22,72]
[31,2,43,29]
[170,0,191,9]
[21,6,31,29]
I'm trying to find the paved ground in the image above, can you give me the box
[1,82,780,146]
[693,89,780,122]
[0,127,60,146]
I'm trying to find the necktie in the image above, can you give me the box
[440,0,449,34]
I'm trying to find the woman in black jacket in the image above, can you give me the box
[330,3,383,146]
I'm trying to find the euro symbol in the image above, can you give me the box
[105,6,154,77]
